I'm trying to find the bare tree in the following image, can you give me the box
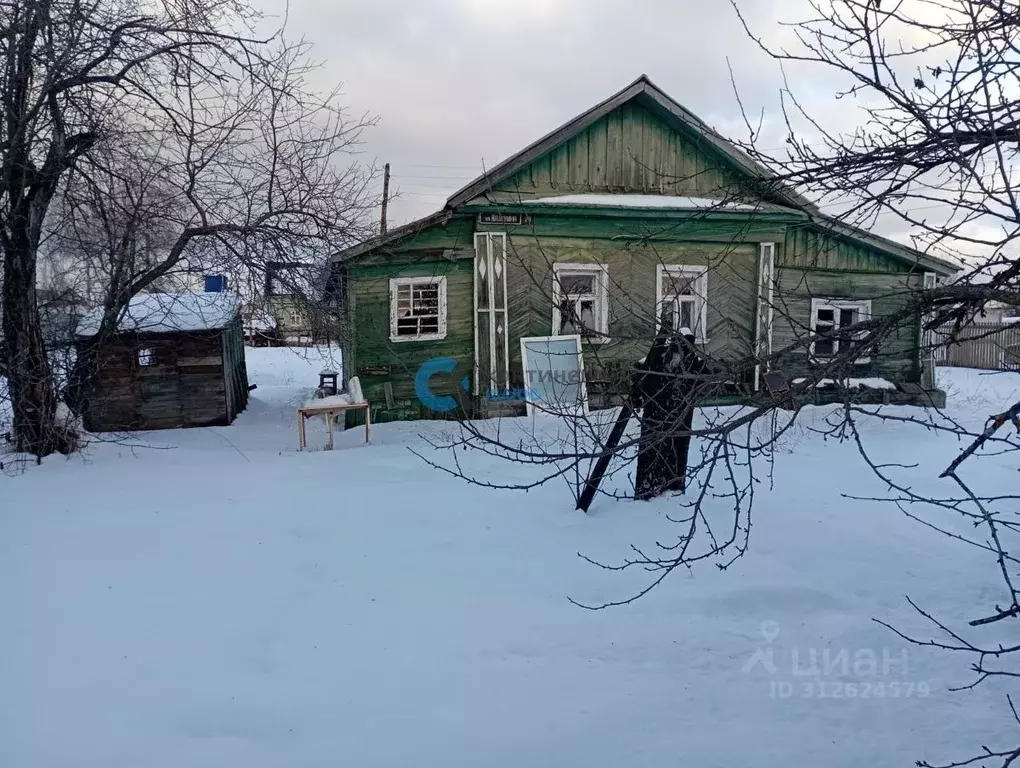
[720,2,1020,765]
[1,0,376,458]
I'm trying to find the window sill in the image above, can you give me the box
[811,356,872,366]
[390,333,447,343]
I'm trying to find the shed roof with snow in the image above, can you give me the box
[77,292,241,338]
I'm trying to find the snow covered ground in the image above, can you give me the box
[2,349,1017,768]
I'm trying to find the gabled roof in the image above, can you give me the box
[333,75,961,275]
[333,209,454,264]
[445,74,818,212]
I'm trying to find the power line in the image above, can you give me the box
[392,173,476,180]
[405,163,487,170]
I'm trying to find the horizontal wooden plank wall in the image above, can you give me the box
[348,255,475,420]
[936,322,1020,370]
[83,329,234,431]
[771,268,924,383]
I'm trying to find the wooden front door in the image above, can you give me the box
[473,232,510,398]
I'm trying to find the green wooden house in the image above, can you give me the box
[329,75,958,422]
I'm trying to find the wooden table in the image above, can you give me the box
[298,401,370,450]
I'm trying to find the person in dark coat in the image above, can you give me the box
[633,327,710,500]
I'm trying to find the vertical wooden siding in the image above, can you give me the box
[781,225,912,273]
[494,102,743,199]
[221,319,250,421]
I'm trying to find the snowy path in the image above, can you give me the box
[2,354,1016,768]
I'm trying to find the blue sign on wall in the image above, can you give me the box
[204,275,228,293]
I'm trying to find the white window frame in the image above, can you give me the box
[389,275,448,342]
[655,264,709,342]
[137,347,155,366]
[551,263,610,342]
[810,297,872,364]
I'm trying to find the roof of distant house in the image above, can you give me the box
[76,292,240,337]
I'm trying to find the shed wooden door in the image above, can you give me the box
[135,342,184,428]
[473,232,510,397]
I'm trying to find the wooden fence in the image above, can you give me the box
[934,321,1020,370]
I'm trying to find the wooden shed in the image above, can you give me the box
[76,292,249,431]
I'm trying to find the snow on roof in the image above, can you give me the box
[528,194,768,211]
[77,292,240,337]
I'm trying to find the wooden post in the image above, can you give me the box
[364,404,371,443]
[577,402,635,513]
[380,163,390,235]
[298,411,306,450]
[578,312,673,511]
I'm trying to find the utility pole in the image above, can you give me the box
[380,162,390,235]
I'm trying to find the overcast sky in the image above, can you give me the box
[269,0,845,228]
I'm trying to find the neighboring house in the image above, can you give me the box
[266,261,317,344]
[329,75,960,423]
[75,292,249,431]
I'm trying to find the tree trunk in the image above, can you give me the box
[2,240,60,457]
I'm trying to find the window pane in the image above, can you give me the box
[816,308,835,323]
[659,300,677,329]
[679,299,694,332]
[559,299,576,334]
[839,308,857,327]
[579,300,596,332]
[559,273,595,295]
[396,317,419,336]
[663,272,696,297]
[419,316,439,334]
[814,325,835,356]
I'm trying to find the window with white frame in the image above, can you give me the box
[656,265,708,341]
[552,263,609,340]
[389,276,447,341]
[810,298,872,363]
[137,347,155,366]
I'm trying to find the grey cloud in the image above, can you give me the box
[264,1,856,227]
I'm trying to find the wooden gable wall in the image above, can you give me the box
[490,101,748,200]
[781,224,913,274]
